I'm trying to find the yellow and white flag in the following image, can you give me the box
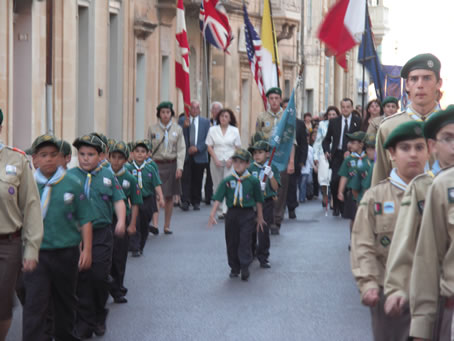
[261,0,280,91]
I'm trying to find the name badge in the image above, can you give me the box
[229,180,236,188]
[64,192,74,204]
[383,201,395,214]
[122,180,130,189]
[6,165,17,175]
[103,177,112,187]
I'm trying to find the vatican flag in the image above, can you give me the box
[261,0,280,91]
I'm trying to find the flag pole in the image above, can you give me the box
[203,38,211,115]
[268,0,280,88]
[361,1,367,115]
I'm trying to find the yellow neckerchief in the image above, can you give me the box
[232,170,251,207]
[406,103,440,121]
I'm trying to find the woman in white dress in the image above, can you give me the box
[205,108,242,218]
[313,106,340,208]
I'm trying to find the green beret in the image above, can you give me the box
[73,134,104,153]
[0,109,3,126]
[383,121,425,149]
[110,141,129,159]
[382,96,399,107]
[57,140,72,156]
[401,53,441,79]
[127,142,135,152]
[250,131,266,146]
[423,105,454,140]
[346,131,366,142]
[144,139,153,151]
[265,87,282,97]
[107,138,116,150]
[157,101,173,111]
[133,139,150,152]
[248,140,270,154]
[363,133,376,147]
[232,148,252,162]
[31,134,60,154]
[89,132,108,153]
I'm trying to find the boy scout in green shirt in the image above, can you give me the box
[109,141,143,303]
[126,140,164,256]
[248,140,280,268]
[22,135,94,341]
[350,121,429,341]
[209,149,265,281]
[350,134,376,203]
[70,134,126,338]
[382,107,454,341]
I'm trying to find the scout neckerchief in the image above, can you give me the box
[268,108,283,126]
[34,166,66,219]
[427,160,441,177]
[388,168,408,191]
[232,169,251,207]
[406,103,441,122]
[100,159,110,168]
[159,121,173,150]
[132,161,146,189]
[110,166,126,178]
[78,165,102,199]
[351,151,365,168]
[146,157,153,164]
[253,160,269,196]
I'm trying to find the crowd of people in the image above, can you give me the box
[0,51,453,341]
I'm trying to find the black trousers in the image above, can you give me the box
[76,226,113,333]
[181,156,207,206]
[110,216,130,299]
[129,195,155,252]
[204,156,213,203]
[330,150,345,212]
[286,170,300,211]
[257,199,274,264]
[225,207,255,272]
[23,247,80,341]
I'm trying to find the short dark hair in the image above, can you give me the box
[303,112,312,120]
[157,106,175,119]
[324,106,340,120]
[215,108,237,127]
[341,98,354,106]
[282,98,290,105]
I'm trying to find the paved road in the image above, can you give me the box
[8,199,372,341]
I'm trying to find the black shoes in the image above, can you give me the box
[333,208,340,216]
[164,229,173,235]
[289,210,296,219]
[260,262,271,269]
[229,270,239,278]
[193,204,200,211]
[271,227,280,235]
[241,268,250,281]
[149,225,159,235]
[94,323,106,337]
[113,296,128,304]
[180,202,189,211]
[131,250,141,257]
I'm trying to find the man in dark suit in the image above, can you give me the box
[179,100,211,211]
[322,98,361,216]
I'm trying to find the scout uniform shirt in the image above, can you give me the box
[68,166,125,229]
[112,167,143,217]
[255,108,284,139]
[350,157,374,202]
[371,105,439,187]
[338,152,365,190]
[148,121,186,171]
[248,161,281,199]
[366,115,384,136]
[0,144,43,260]
[350,169,407,299]
[37,171,95,249]
[125,161,161,198]
[409,165,454,339]
[212,172,264,208]
[384,170,436,301]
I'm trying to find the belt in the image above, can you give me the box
[0,230,21,240]
[155,159,176,164]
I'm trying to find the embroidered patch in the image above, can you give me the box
[79,194,86,201]
[252,171,258,178]
[103,177,112,187]
[172,131,178,137]
[148,173,152,177]
[265,121,270,127]
[383,201,395,214]
[229,180,236,188]
[350,160,356,167]
[374,202,382,215]
[5,165,17,175]
[132,170,138,176]
[380,236,391,247]
[67,212,73,220]
[155,133,160,139]
[64,193,74,204]
[417,200,425,214]
[448,188,454,203]
[122,180,130,189]
[136,189,140,195]
[102,194,109,201]
[8,186,15,195]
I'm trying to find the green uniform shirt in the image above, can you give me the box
[115,169,143,216]
[146,158,159,173]
[38,172,94,249]
[248,162,281,199]
[68,167,125,229]
[212,173,264,208]
[350,157,374,202]
[338,154,363,189]
[125,162,161,198]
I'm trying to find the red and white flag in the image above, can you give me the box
[176,0,191,116]
[317,0,366,69]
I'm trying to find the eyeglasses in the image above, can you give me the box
[436,136,454,146]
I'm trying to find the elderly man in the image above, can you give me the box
[179,100,211,211]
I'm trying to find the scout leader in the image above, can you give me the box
[22,135,94,341]
[383,107,454,341]
[350,121,429,341]
[70,134,126,338]
[0,109,43,341]
[372,53,442,186]
[248,140,280,268]
[349,133,376,203]
[367,96,399,136]
[126,140,164,257]
[109,141,143,303]
[209,149,265,281]
[148,101,186,235]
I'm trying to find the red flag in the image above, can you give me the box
[176,0,191,116]
[317,0,366,69]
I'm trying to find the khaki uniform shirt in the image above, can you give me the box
[255,108,284,139]
[384,172,434,301]
[366,116,384,136]
[409,166,454,339]
[0,144,43,261]
[350,179,405,301]
[148,121,186,170]
[371,105,438,187]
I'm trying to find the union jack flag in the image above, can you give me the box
[199,0,233,52]
[243,5,267,108]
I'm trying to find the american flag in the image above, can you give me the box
[243,5,267,109]
[199,0,233,52]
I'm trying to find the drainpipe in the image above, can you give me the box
[46,0,53,134]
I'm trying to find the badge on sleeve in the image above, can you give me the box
[103,177,112,187]
[448,188,454,203]
[380,236,391,247]
[230,180,237,188]
[374,202,382,215]
[265,121,270,127]
[417,200,425,214]
[252,171,258,178]
[383,201,395,214]
[6,165,17,175]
